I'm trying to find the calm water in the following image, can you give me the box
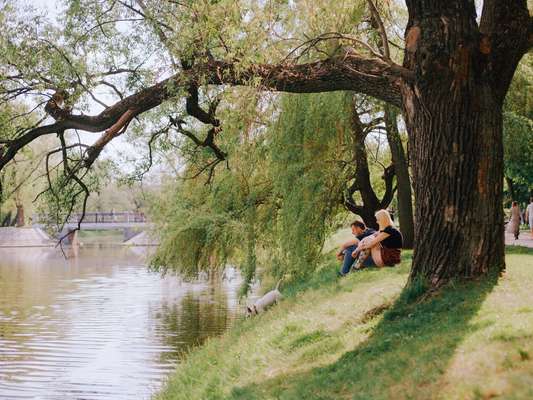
[0,247,244,399]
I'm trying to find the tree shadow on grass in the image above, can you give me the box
[229,272,499,400]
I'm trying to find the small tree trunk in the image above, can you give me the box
[384,105,414,248]
[15,204,25,227]
[15,190,24,227]
[505,176,515,204]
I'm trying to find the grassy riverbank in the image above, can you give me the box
[156,247,533,400]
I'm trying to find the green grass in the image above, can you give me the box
[156,247,533,400]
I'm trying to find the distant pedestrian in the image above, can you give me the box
[526,197,533,238]
[507,201,522,240]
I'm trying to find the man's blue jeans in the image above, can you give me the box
[340,245,375,275]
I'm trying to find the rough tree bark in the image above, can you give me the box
[402,0,530,287]
[384,105,414,248]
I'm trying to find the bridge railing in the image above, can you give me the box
[33,211,147,225]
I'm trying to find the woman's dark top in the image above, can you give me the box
[380,226,403,248]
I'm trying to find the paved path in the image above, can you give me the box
[505,231,533,248]
[0,227,55,247]
[124,231,159,246]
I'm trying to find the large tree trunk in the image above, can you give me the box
[384,105,415,248]
[405,86,505,286]
[402,0,529,286]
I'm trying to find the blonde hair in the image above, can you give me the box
[375,209,394,230]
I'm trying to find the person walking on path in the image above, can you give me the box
[526,197,533,238]
[507,201,522,240]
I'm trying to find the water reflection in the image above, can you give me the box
[0,247,243,399]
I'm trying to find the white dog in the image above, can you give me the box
[246,280,282,316]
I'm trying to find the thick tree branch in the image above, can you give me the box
[0,52,408,172]
[479,0,531,99]
[344,199,365,216]
[185,84,219,126]
[84,108,138,168]
[170,116,226,162]
[343,178,365,215]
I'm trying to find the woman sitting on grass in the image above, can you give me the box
[351,209,403,271]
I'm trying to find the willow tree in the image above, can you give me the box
[152,91,353,282]
[0,1,531,289]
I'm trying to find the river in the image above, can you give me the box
[0,247,244,399]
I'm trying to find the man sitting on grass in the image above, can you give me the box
[336,221,376,276]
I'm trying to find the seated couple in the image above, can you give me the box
[337,209,402,276]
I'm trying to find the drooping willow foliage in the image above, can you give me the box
[151,91,354,286]
[267,93,351,279]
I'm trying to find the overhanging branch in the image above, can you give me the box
[0,51,408,173]
[479,0,531,99]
